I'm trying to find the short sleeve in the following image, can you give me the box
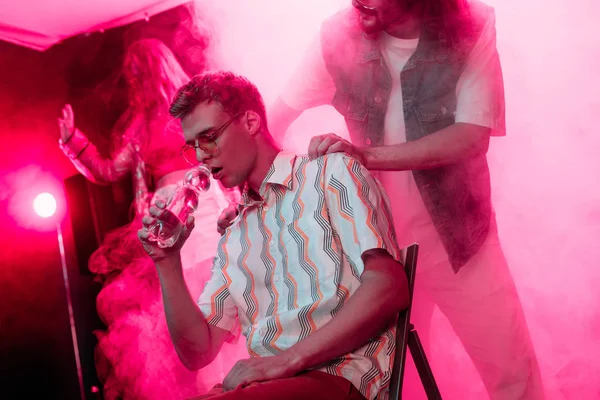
[197,237,239,336]
[455,10,506,136]
[280,34,337,111]
[324,154,401,277]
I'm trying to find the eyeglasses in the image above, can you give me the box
[352,0,378,16]
[180,112,243,165]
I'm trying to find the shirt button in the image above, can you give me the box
[274,276,281,283]
[374,96,382,104]
[441,106,448,115]
[365,138,372,146]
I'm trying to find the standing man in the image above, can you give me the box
[233,1,543,399]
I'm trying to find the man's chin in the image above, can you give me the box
[359,21,383,36]
[220,176,239,189]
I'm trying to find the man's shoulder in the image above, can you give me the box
[309,152,365,177]
[290,152,356,175]
[321,151,356,165]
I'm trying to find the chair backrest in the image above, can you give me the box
[387,243,419,400]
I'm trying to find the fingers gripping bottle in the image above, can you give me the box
[147,165,211,248]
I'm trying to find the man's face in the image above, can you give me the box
[181,101,256,189]
[352,0,415,35]
[352,0,386,34]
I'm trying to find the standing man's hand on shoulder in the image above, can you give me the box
[308,133,366,166]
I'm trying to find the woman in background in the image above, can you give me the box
[58,38,245,400]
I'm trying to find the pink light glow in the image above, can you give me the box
[3,165,65,230]
[33,192,57,218]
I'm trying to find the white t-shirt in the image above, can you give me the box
[281,11,505,264]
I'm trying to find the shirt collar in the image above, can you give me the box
[240,151,296,207]
[264,151,295,189]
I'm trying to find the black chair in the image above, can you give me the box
[388,244,442,400]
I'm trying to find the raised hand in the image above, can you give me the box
[58,104,75,143]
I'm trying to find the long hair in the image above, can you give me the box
[419,0,476,52]
[123,38,190,111]
[112,39,190,150]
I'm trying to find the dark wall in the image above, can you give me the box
[0,33,83,400]
[0,4,209,399]
[0,212,83,399]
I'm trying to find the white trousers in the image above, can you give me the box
[403,225,544,400]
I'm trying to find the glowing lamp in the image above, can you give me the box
[33,192,57,218]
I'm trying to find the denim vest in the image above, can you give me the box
[321,4,492,271]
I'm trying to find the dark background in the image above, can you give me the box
[0,4,208,399]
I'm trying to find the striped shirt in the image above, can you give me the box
[198,151,401,399]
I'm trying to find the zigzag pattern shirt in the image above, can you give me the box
[198,151,401,399]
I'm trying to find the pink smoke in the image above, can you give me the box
[86,0,599,398]
[195,0,600,398]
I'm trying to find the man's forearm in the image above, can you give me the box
[156,256,216,369]
[364,123,490,171]
[281,266,409,372]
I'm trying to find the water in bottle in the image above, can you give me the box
[147,165,211,248]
